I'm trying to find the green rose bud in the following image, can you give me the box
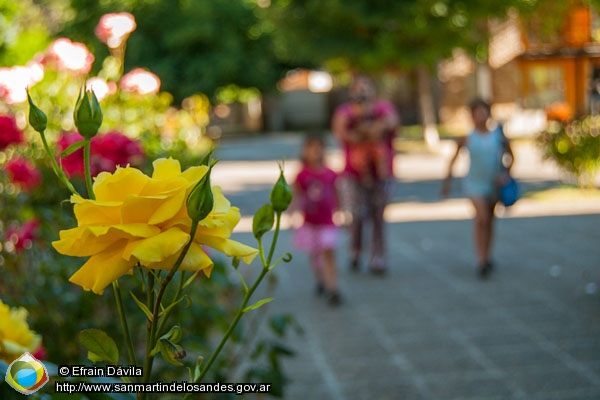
[270,166,292,213]
[73,87,103,139]
[252,203,274,240]
[27,91,47,133]
[186,163,215,223]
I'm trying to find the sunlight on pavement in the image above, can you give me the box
[232,197,600,233]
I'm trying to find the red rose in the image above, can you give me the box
[57,131,85,177]
[91,132,144,175]
[57,131,144,177]
[0,115,24,150]
[5,219,40,252]
[6,157,41,191]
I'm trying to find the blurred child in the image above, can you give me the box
[441,98,514,278]
[292,135,342,305]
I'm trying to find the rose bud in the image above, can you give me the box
[27,91,48,133]
[73,87,103,139]
[186,164,215,224]
[269,166,292,213]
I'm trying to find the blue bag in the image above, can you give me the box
[499,176,519,207]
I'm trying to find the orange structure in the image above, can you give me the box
[518,6,600,117]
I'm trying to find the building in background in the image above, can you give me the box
[439,5,600,137]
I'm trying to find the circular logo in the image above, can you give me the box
[5,352,49,395]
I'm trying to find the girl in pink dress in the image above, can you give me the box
[292,135,342,305]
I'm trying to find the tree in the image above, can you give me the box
[58,0,287,103]
[260,0,525,144]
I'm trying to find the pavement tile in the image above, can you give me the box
[505,365,597,395]
[423,372,514,399]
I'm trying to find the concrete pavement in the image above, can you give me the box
[216,133,600,400]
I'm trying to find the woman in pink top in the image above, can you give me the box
[331,75,399,274]
[292,135,342,305]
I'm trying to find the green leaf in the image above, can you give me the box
[61,141,85,157]
[78,329,119,365]
[157,339,185,366]
[160,325,183,344]
[183,270,200,289]
[194,356,203,381]
[252,203,274,239]
[158,296,186,319]
[130,291,153,321]
[188,356,204,382]
[243,297,274,313]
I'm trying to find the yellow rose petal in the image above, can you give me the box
[69,244,135,294]
[128,227,190,264]
[94,167,150,202]
[180,242,213,271]
[181,165,208,184]
[73,199,122,225]
[198,235,258,264]
[53,227,121,257]
[152,158,182,179]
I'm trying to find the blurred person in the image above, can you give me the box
[441,98,514,278]
[291,134,342,305]
[331,75,400,274]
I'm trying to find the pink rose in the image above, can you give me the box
[95,12,137,49]
[57,131,85,177]
[6,157,41,191]
[120,68,161,95]
[0,63,44,104]
[57,131,145,177]
[90,132,145,175]
[5,219,40,252]
[0,115,24,150]
[45,38,94,75]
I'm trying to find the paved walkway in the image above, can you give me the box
[216,133,600,400]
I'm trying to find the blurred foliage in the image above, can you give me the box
[538,115,600,188]
[4,0,574,103]
[259,0,532,73]
[0,0,60,66]
[56,0,288,103]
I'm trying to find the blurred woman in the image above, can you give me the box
[331,75,399,274]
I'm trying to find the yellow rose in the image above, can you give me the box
[52,158,258,294]
[0,300,41,363]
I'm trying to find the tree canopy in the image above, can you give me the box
[57,0,288,102]
[261,0,534,74]
[1,0,591,102]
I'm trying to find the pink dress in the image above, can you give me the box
[293,165,339,252]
